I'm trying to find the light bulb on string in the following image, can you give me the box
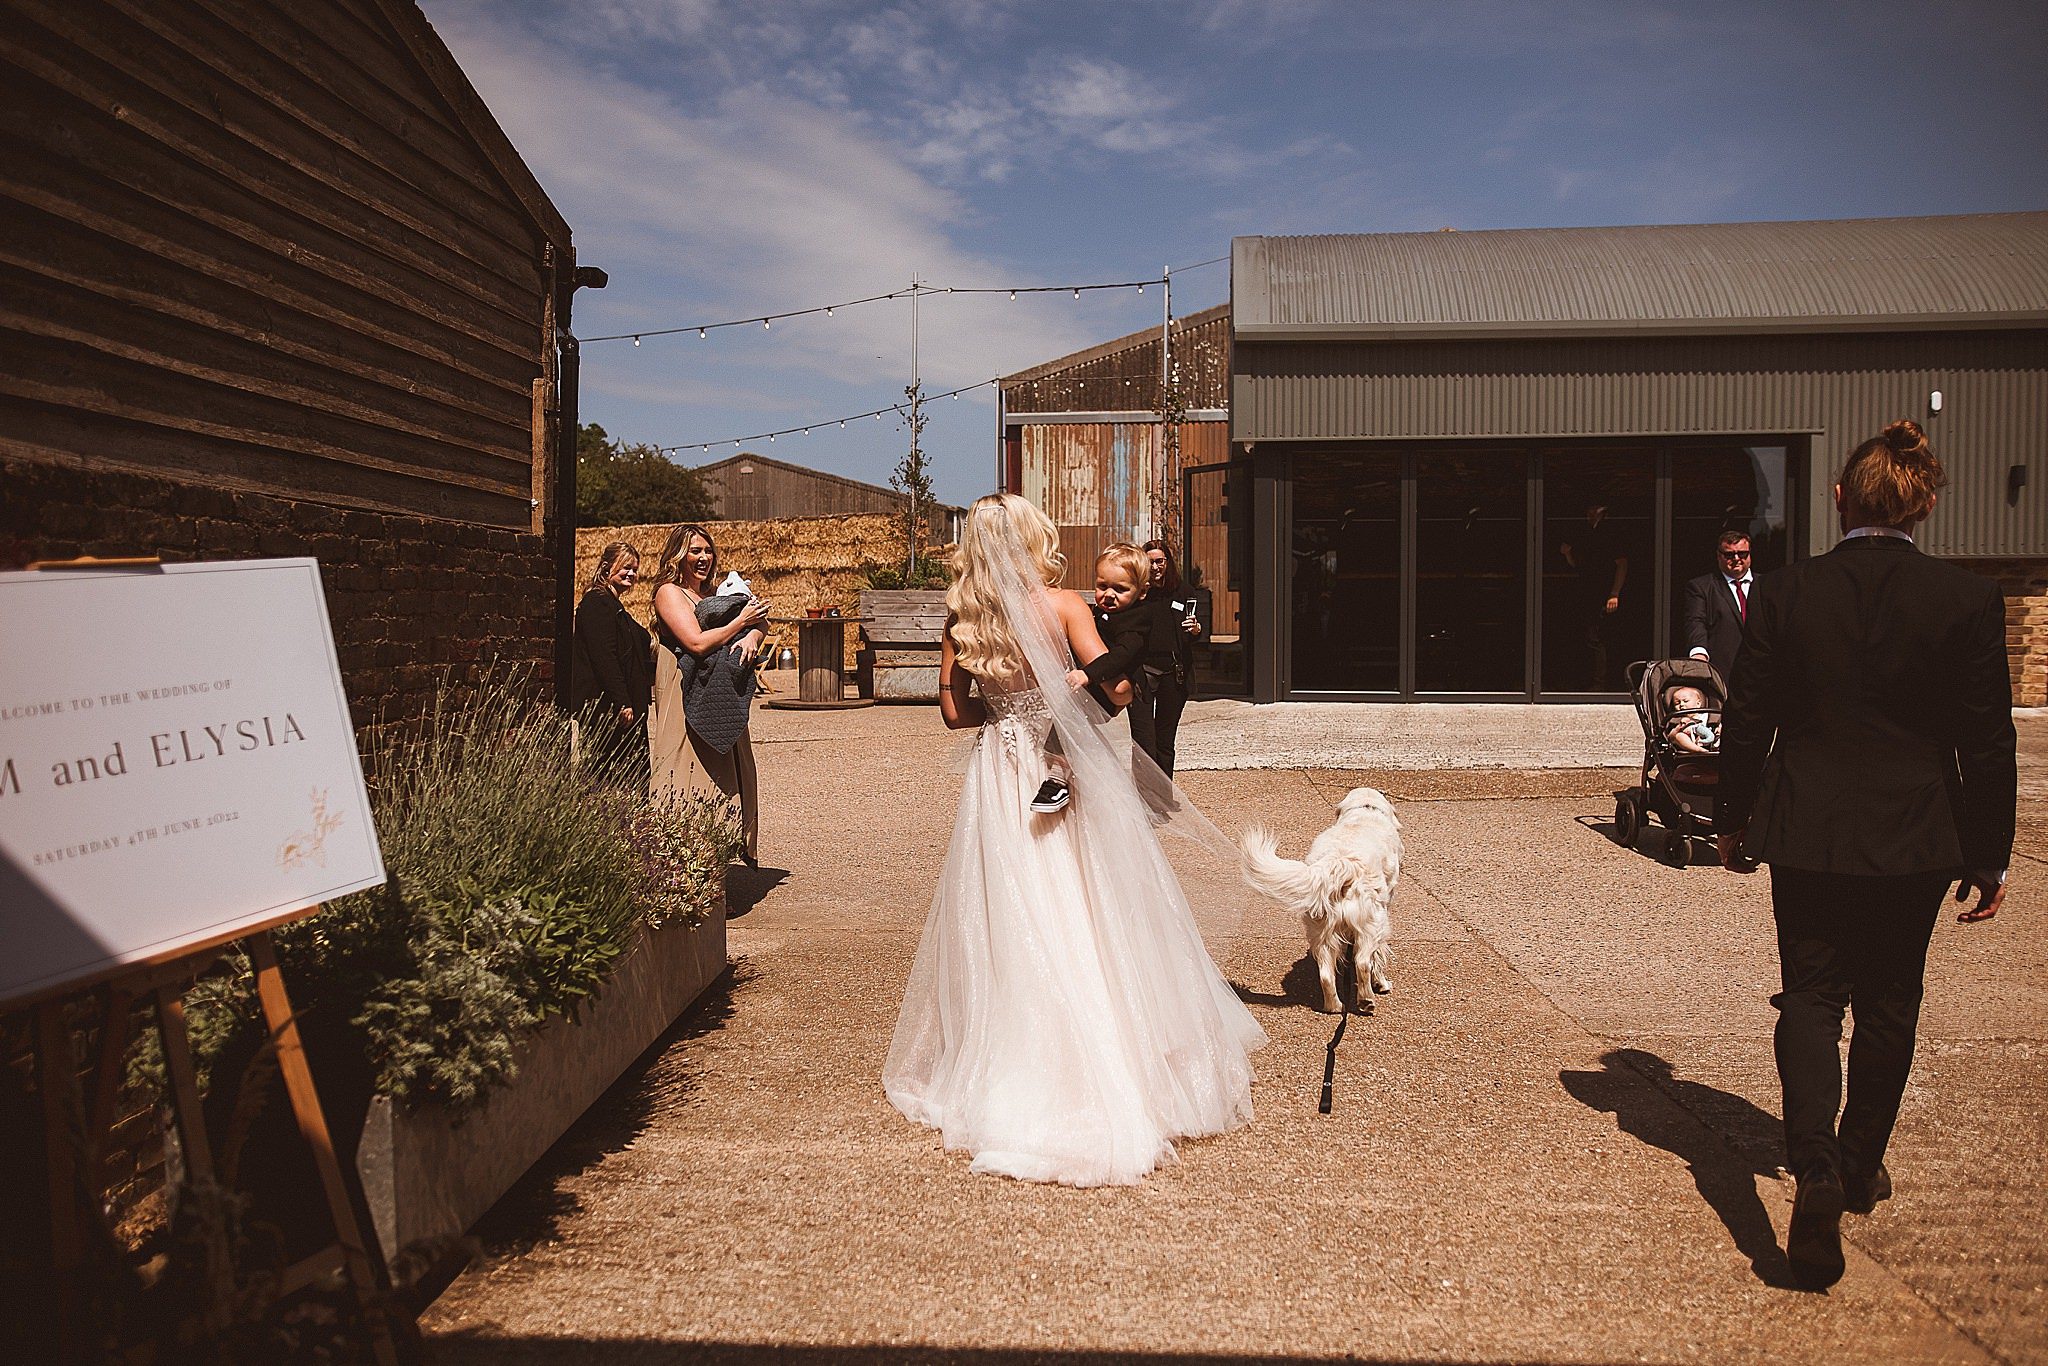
[1009,290,1016,300]
[1073,289,1080,299]
[632,335,641,346]
[698,328,706,338]
[826,307,834,316]
[769,433,776,441]
[762,319,770,330]
[1137,285,1144,295]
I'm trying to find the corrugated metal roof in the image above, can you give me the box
[1232,213,2048,340]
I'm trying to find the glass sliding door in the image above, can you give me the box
[1183,461,1252,696]
[1541,448,1656,692]
[1415,448,1528,693]
[1290,449,1400,693]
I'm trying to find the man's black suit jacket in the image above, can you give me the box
[1716,535,2016,876]
[1682,572,1746,675]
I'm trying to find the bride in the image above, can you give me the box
[883,493,1266,1186]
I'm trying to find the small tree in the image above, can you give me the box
[889,382,934,580]
[576,423,716,526]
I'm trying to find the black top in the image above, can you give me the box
[567,588,653,717]
[1137,589,1198,674]
[1716,535,2016,876]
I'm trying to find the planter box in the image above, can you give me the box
[859,588,947,702]
[354,901,727,1260]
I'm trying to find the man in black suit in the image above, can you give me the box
[1716,421,2015,1292]
[1682,530,1753,676]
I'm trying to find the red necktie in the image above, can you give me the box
[1732,578,1748,621]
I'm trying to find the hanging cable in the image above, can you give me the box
[652,378,1000,457]
[577,264,1212,347]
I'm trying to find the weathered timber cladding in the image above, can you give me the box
[0,0,568,529]
[695,451,958,539]
[1,454,555,728]
[1234,329,2048,558]
[1005,305,1230,414]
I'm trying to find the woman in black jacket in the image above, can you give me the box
[1138,539,1203,777]
[567,541,653,783]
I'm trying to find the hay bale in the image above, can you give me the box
[576,514,950,673]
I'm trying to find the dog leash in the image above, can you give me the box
[1317,1008,1349,1115]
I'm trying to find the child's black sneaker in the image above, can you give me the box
[1030,778,1071,813]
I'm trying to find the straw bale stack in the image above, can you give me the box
[575,514,949,676]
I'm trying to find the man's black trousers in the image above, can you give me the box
[1769,866,1950,1183]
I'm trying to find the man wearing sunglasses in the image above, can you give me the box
[1684,530,1754,674]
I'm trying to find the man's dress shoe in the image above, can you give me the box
[1843,1163,1892,1215]
[1788,1174,1846,1290]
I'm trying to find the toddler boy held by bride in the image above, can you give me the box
[1030,543,1153,815]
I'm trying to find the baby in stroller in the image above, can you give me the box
[1662,683,1720,755]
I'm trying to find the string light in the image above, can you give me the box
[581,271,1179,345]
[654,378,1001,455]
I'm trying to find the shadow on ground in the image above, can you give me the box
[1232,955,1331,1011]
[429,1341,1647,1365]
[725,865,791,917]
[463,965,749,1257]
[1560,1048,1795,1289]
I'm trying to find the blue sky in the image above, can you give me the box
[423,0,2048,508]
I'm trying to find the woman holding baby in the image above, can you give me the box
[647,522,766,863]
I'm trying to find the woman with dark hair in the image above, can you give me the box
[1137,539,1203,776]
[647,523,768,862]
[1717,418,2016,1290]
[567,541,653,783]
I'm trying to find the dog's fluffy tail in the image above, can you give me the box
[1239,826,1318,905]
[1240,827,1391,915]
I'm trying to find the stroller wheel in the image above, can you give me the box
[1663,829,1693,867]
[1613,792,1642,847]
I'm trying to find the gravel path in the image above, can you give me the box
[420,707,2047,1364]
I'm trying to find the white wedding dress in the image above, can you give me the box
[883,673,1267,1187]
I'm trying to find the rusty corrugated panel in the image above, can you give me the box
[1233,330,2048,558]
[1234,214,2048,339]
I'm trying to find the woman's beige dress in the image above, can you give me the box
[648,632,760,861]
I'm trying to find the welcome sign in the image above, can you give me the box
[0,559,385,1007]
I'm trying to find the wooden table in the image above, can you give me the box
[764,615,875,709]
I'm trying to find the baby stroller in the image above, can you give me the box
[1613,658,1727,866]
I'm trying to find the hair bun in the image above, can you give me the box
[1882,418,1930,461]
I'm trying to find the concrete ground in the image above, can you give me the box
[421,706,2047,1365]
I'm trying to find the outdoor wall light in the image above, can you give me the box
[1929,389,1943,414]
[2011,464,2029,499]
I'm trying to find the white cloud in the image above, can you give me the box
[429,8,1100,392]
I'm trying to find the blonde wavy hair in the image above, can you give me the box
[947,493,1065,685]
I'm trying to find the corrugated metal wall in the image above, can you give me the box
[1019,420,1229,577]
[1234,330,2048,557]
[0,0,566,529]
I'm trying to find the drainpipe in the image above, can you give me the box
[555,263,607,707]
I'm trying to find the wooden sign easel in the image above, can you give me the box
[17,557,410,1362]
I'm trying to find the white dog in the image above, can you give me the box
[1240,787,1402,1014]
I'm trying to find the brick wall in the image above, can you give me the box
[1964,558,2048,709]
[0,456,557,729]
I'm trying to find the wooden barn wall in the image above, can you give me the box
[700,461,952,539]
[0,0,562,530]
[1006,310,1231,415]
